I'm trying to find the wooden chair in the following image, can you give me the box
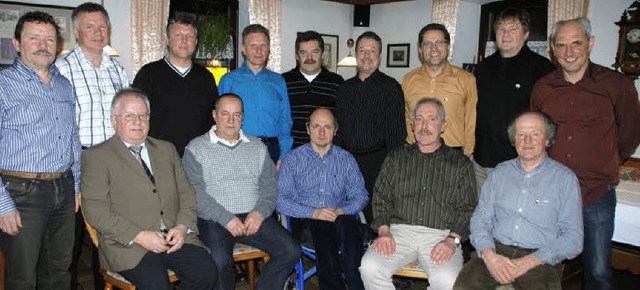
[80,194,269,290]
[394,261,429,280]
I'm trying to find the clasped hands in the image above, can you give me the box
[312,207,344,222]
[134,224,187,254]
[225,211,264,237]
[482,249,541,285]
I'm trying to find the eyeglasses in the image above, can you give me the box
[114,113,150,122]
[422,40,448,48]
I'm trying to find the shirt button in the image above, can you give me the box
[567,153,572,159]
[515,225,519,230]
[421,202,425,206]
[518,208,522,212]
[568,135,573,140]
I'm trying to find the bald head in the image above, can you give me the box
[306,108,337,154]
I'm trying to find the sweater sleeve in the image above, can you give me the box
[253,147,277,219]
[182,149,235,225]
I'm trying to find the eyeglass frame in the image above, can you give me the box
[113,113,151,122]
[421,40,449,49]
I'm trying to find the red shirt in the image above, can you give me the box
[531,63,640,207]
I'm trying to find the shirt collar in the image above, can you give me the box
[13,57,61,79]
[419,60,454,78]
[73,44,113,69]
[209,125,250,146]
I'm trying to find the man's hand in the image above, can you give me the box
[430,238,456,264]
[276,160,282,171]
[511,254,541,279]
[312,208,337,222]
[371,226,396,258]
[75,195,80,213]
[225,217,246,237]
[165,224,187,254]
[244,211,264,236]
[0,210,22,235]
[133,231,170,253]
[482,249,518,285]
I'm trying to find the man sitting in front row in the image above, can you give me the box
[454,111,583,289]
[81,88,217,289]
[183,93,300,290]
[277,108,369,290]
[359,97,478,290]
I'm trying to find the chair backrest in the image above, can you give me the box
[78,192,100,247]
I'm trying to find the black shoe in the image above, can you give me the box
[234,263,247,283]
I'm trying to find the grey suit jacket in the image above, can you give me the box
[81,136,204,272]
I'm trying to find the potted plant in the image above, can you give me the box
[197,14,233,61]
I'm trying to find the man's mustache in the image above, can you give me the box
[304,59,317,64]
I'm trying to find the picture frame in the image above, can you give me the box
[0,1,75,65]
[297,32,338,73]
[387,43,410,68]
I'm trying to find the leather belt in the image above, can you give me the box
[0,170,67,180]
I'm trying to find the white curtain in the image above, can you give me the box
[547,0,590,37]
[130,0,170,76]
[248,0,282,72]
[432,0,459,62]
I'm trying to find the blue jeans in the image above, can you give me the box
[198,215,300,290]
[582,187,616,290]
[291,215,365,290]
[0,172,75,290]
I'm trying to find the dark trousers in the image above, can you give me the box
[352,149,387,224]
[198,215,300,290]
[260,137,280,164]
[0,173,75,290]
[70,211,104,290]
[582,187,616,290]
[453,242,562,290]
[291,215,365,290]
[119,243,217,290]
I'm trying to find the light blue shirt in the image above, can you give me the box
[218,62,292,160]
[470,156,583,265]
[0,58,82,216]
[276,144,369,218]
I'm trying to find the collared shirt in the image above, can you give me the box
[470,157,583,265]
[402,61,478,156]
[474,46,555,167]
[282,67,344,148]
[0,58,82,216]
[121,140,153,175]
[208,125,250,146]
[335,69,406,154]
[531,62,640,207]
[276,144,369,218]
[372,142,477,240]
[56,45,129,147]
[218,61,292,160]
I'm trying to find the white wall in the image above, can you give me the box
[4,0,133,77]
[453,0,482,67]
[588,0,633,68]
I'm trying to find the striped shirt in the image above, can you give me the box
[282,68,343,148]
[335,69,406,153]
[56,45,129,147]
[372,143,477,240]
[276,144,369,218]
[0,58,82,216]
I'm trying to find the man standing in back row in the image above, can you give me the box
[531,18,640,290]
[282,30,344,148]
[133,15,218,157]
[218,24,292,168]
[473,8,555,192]
[402,23,477,156]
[56,3,130,288]
[335,31,406,224]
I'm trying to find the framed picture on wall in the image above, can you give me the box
[387,43,410,68]
[297,32,338,73]
[0,1,75,65]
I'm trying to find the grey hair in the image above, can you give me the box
[507,111,556,147]
[550,17,592,43]
[111,88,151,115]
[413,97,446,122]
[71,2,111,30]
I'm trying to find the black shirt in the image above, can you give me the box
[282,67,344,148]
[474,46,555,167]
[335,70,406,153]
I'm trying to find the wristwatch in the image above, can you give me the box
[448,235,461,246]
